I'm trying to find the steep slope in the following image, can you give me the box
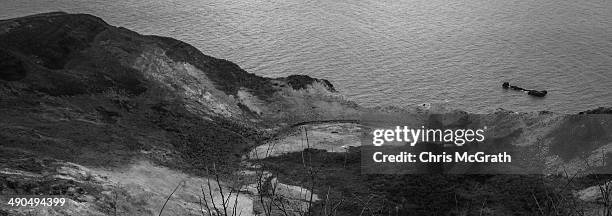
[0,12,358,122]
[0,11,360,167]
[0,12,359,215]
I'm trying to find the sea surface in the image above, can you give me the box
[2,0,611,113]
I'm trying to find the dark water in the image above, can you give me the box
[2,0,611,113]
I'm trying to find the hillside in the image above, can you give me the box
[0,12,359,216]
[1,12,611,216]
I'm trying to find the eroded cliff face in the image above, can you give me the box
[0,11,361,165]
[0,12,358,123]
[0,12,357,215]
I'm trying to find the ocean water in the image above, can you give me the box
[2,0,611,113]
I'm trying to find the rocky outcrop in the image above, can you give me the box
[502,82,547,97]
[278,75,336,92]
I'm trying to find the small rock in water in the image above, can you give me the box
[502,82,547,97]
